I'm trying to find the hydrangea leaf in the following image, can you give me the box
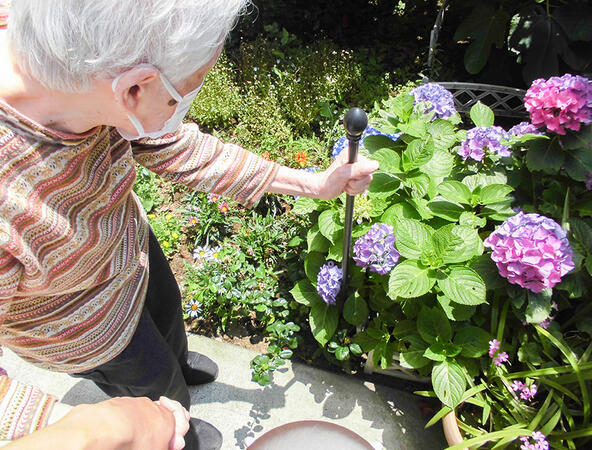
[421,148,455,178]
[363,134,401,154]
[326,231,344,263]
[373,341,397,369]
[404,173,430,199]
[459,211,487,228]
[427,199,465,222]
[353,329,381,353]
[402,138,435,171]
[370,148,402,174]
[318,209,341,244]
[525,136,565,173]
[438,267,487,305]
[292,197,321,215]
[368,172,401,198]
[289,279,323,307]
[453,326,491,358]
[525,290,553,324]
[433,225,483,264]
[564,146,592,182]
[470,101,495,127]
[307,224,331,253]
[387,92,414,122]
[417,306,452,344]
[399,120,428,139]
[309,302,338,346]
[304,252,325,286]
[478,184,514,205]
[344,292,369,326]
[463,171,508,191]
[392,218,433,260]
[432,359,466,408]
[392,319,417,339]
[427,119,458,151]
[470,254,506,290]
[437,294,476,322]
[399,347,431,369]
[437,181,472,205]
[388,260,436,299]
[381,202,422,226]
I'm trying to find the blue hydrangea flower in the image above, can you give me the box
[331,126,402,159]
[353,223,400,275]
[458,126,511,161]
[410,83,457,120]
[508,121,543,137]
[317,261,342,306]
[185,298,202,319]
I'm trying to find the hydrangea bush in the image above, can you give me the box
[290,78,592,448]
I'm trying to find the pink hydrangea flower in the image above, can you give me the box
[484,212,575,293]
[524,74,592,135]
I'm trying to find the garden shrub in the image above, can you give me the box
[289,76,592,447]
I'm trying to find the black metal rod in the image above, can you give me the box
[338,108,368,308]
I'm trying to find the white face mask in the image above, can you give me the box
[112,65,202,140]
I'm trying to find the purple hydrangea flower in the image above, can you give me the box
[525,74,592,135]
[332,126,401,159]
[520,431,549,450]
[410,83,457,120]
[484,212,575,293]
[458,126,511,161]
[317,261,342,306]
[353,223,400,275]
[509,121,544,137]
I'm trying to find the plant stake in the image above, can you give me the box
[339,107,368,309]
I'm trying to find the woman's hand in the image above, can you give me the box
[313,150,379,200]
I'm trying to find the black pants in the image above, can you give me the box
[73,229,191,409]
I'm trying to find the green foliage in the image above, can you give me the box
[149,212,183,257]
[133,165,163,213]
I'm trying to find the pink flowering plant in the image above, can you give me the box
[289,80,592,448]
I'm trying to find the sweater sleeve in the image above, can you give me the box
[131,122,280,208]
[0,375,57,440]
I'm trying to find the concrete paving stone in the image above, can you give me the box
[0,334,446,449]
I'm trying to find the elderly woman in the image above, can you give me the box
[0,0,377,448]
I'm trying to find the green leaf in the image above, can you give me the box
[470,101,495,127]
[392,218,433,260]
[381,202,421,225]
[318,209,340,244]
[370,148,401,173]
[292,196,321,215]
[432,359,466,408]
[518,342,544,365]
[368,172,401,197]
[569,218,592,253]
[479,184,514,205]
[289,280,322,307]
[421,148,454,178]
[354,329,380,352]
[307,224,331,253]
[402,138,434,171]
[463,171,507,191]
[392,320,417,339]
[454,326,491,358]
[390,92,414,122]
[565,146,592,182]
[305,252,325,286]
[459,211,487,228]
[424,345,447,362]
[363,134,401,154]
[388,260,436,299]
[349,343,363,356]
[437,295,476,321]
[335,346,350,361]
[343,292,369,326]
[525,136,565,172]
[433,224,483,264]
[427,200,465,222]
[427,119,458,151]
[437,181,472,205]
[309,303,338,346]
[417,306,452,344]
[470,254,505,290]
[438,267,487,305]
[404,173,430,199]
[525,290,552,324]
[400,347,431,369]
[399,120,427,139]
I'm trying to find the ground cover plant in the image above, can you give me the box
[290,75,592,447]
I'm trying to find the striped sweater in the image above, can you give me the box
[0,99,278,374]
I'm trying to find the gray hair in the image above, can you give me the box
[8,0,249,92]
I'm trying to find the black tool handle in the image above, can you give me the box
[339,108,368,307]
